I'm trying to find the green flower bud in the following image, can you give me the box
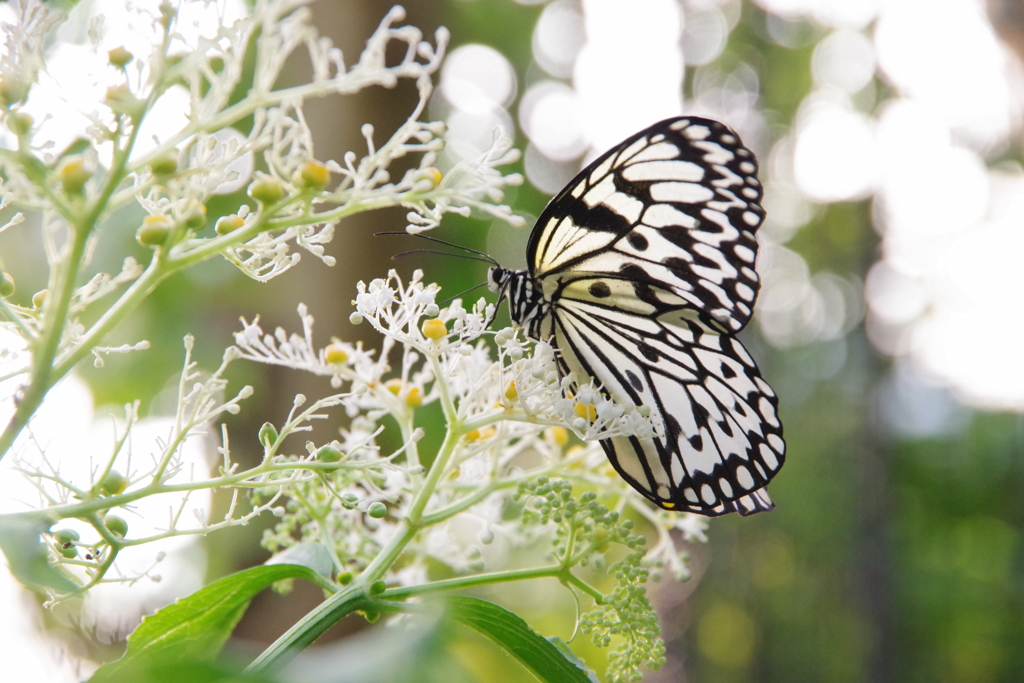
[259,422,278,447]
[149,152,178,177]
[32,289,48,308]
[0,76,28,108]
[58,155,92,195]
[315,445,343,463]
[341,493,359,510]
[108,46,134,68]
[215,214,245,235]
[105,85,143,117]
[369,579,387,595]
[59,544,79,559]
[6,111,33,136]
[100,470,128,496]
[0,273,14,298]
[53,529,80,546]
[183,205,207,231]
[106,515,128,537]
[368,502,387,519]
[337,571,353,585]
[249,179,285,205]
[136,216,172,247]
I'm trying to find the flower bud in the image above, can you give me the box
[574,403,597,421]
[149,152,178,177]
[405,387,422,407]
[324,343,348,364]
[421,318,447,340]
[215,214,245,235]
[349,312,363,325]
[59,156,92,194]
[315,445,343,463]
[105,85,143,116]
[183,205,207,231]
[369,579,387,595]
[297,160,330,189]
[100,470,128,496]
[549,427,569,447]
[504,382,518,400]
[0,76,28,108]
[59,544,79,559]
[105,515,128,538]
[0,273,14,298]
[5,111,32,136]
[53,529,80,547]
[108,46,134,67]
[368,502,387,519]
[259,422,278,447]
[249,179,285,204]
[136,215,172,246]
[32,289,48,308]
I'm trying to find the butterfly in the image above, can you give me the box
[486,116,785,516]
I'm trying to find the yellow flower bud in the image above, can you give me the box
[325,343,349,364]
[298,160,330,189]
[405,387,423,407]
[58,156,92,194]
[385,379,403,395]
[422,318,447,340]
[548,427,569,447]
[574,402,597,421]
[504,381,518,400]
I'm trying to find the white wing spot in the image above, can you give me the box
[739,161,756,173]
[651,182,715,204]
[736,283,755,301]
[760,397,780,426]
[643,203,698,228]
[623,159,705,182]
[742,211,761,226]
[701,483,716,504]
[768,433,785,453]
[684,488,699,503]
[684,125,711,140]
[719,478,734,498]
[734,245,755,263]
[760,443,779,470]
[721,134,736,144]
[735,464,755,490]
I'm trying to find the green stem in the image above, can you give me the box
[245,584,370,674]
[379,566,604,603]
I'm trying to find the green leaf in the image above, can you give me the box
[444,596,593,683]
[89,563,325,682]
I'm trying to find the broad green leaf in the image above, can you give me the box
[89,563,325,682]
[444,596,592,683]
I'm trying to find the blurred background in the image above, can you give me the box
[3,0,1024,681]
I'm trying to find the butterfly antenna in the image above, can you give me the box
[391,249,496,265]
[438,280,489,307]
[375,231,499,266]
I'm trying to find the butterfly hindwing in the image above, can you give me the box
[550,276,784,514]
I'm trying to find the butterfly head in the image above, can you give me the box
[486,265,509,294]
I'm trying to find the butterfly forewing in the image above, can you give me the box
[527,117,765,334]
[497,116,783,515]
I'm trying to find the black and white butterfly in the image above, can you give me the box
[487,117,785,516]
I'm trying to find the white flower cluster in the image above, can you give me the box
[235,270,704,585]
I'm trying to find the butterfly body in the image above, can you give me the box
[488,116,784,516]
